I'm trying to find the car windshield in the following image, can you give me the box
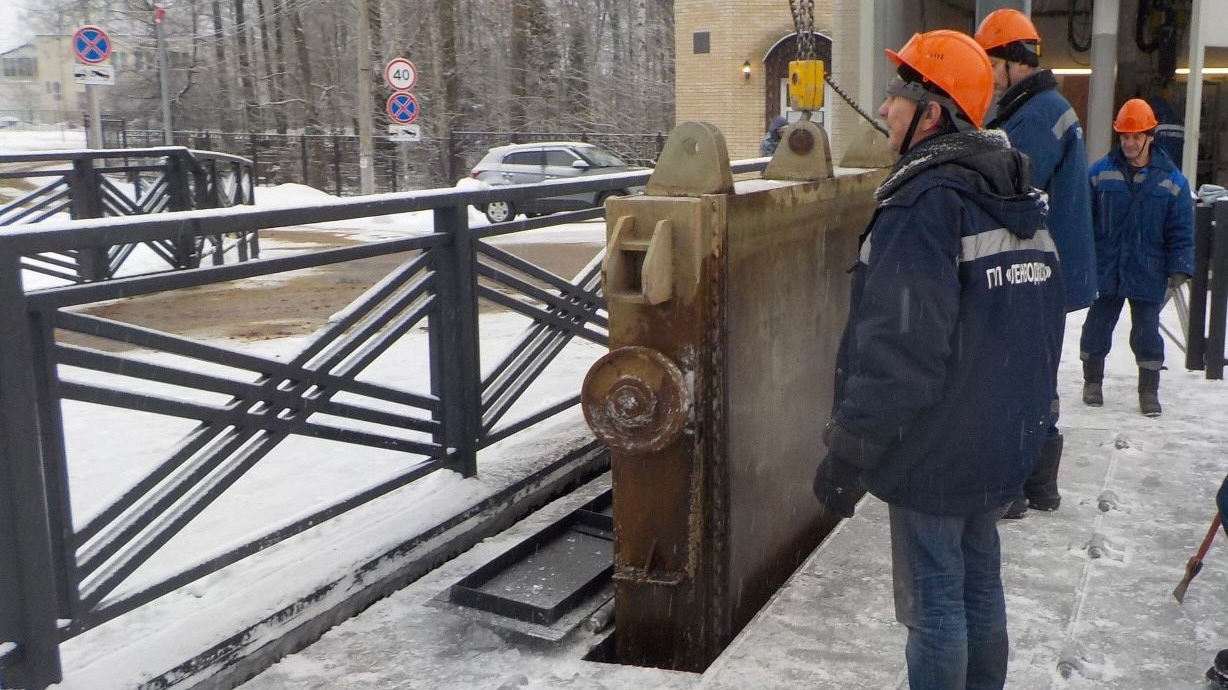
[577,147,628,168]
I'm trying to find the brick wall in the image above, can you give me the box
[675,1,859,162]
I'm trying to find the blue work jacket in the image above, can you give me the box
[829,130,1065,517]
[990,70,1096,311]
[1087,145,1194,302]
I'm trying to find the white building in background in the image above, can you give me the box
[0,36,89,125]
[0,33,170,128]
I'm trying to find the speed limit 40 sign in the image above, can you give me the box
[384,58,417,91]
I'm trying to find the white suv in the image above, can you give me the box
[468,142,647,223]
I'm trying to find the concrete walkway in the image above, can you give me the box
[239,404,1228,690]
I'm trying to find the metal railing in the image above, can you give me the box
[0,159,768,689]
[1185,199,1228,378]
[0,147,257,282]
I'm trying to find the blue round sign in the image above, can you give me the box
[386,93,419,125]
[73,25,112,65]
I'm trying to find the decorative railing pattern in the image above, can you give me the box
[0,163,778,689]
[0,147,257,283]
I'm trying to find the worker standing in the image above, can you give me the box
[1081,98,1194,417]
[975,8,1095,519]
[812,30,1064,689]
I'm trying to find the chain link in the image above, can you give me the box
[787,0,817,59]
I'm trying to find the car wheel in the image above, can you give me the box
[485,200,515,224]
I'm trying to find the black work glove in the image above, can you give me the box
[812,453,862,518]
[1169,273,1191,289]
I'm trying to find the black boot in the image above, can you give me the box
[1206,649,1228,688]
[1082,360,1104,406]
[1139,368,1162,417]
[1000,494,1028,520]
[1025,434,1063,511]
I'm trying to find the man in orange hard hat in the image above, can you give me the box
[1081,98,1194,416]
[813,29,1063,690]
[976,7,1095,520]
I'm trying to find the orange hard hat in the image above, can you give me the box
[975,8,1041,51]
[1113,98,1158,133]
[885,30,994,128]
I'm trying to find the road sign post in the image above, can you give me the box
[73,26,112,150]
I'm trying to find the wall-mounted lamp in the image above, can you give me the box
[742,61,752,79]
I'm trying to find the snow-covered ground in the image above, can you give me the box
[4,130,1227,689]
[221,301,1228,690]
[0,126,87,154]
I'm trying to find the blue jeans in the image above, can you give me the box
[1078,295,1165,369]
[889,505,1009,690]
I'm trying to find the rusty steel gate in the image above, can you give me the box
[582,121,890,671]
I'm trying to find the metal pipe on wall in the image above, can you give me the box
[1183,0,1207,187]
[858,0,875,113]
[975,0,1030,25]
[1086,0,1121,161]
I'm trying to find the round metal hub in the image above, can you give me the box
[581,346,690,454]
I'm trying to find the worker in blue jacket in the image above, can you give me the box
[813,30,1065,690]
[1081,98,1194,417]
[976,8,1096,519]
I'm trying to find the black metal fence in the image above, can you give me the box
[102,122,666,195]
[0,147,256,282]
[1185,199,1228,378]
[0,159,768,689]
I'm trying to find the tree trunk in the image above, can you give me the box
[509,0,527,132]
[231,0,258,131]
[433,0,461,182]
[269,0,291,126]
[287,0,319,129]
[210,0,234,132]
[254,0,288,132]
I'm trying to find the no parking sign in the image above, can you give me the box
[386,92,419,125]
[72,25,112,64]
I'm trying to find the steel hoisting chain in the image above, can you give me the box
[785,0,887,136]
[788,0,817,60]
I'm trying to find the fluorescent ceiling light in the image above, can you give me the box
[1176,67,1228,75]
[1050,67,1228,76]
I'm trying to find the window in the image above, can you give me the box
[2,57,35,78]
[503,151,545,166]
[544,150,578,166]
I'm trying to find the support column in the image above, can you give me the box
[1183,0,1207,187]
[1086,0,1120,162]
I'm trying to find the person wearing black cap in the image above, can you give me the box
[975,7,1096,520]
[812,29,1064,690]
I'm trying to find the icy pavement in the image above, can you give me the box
[238,309,1228,690]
